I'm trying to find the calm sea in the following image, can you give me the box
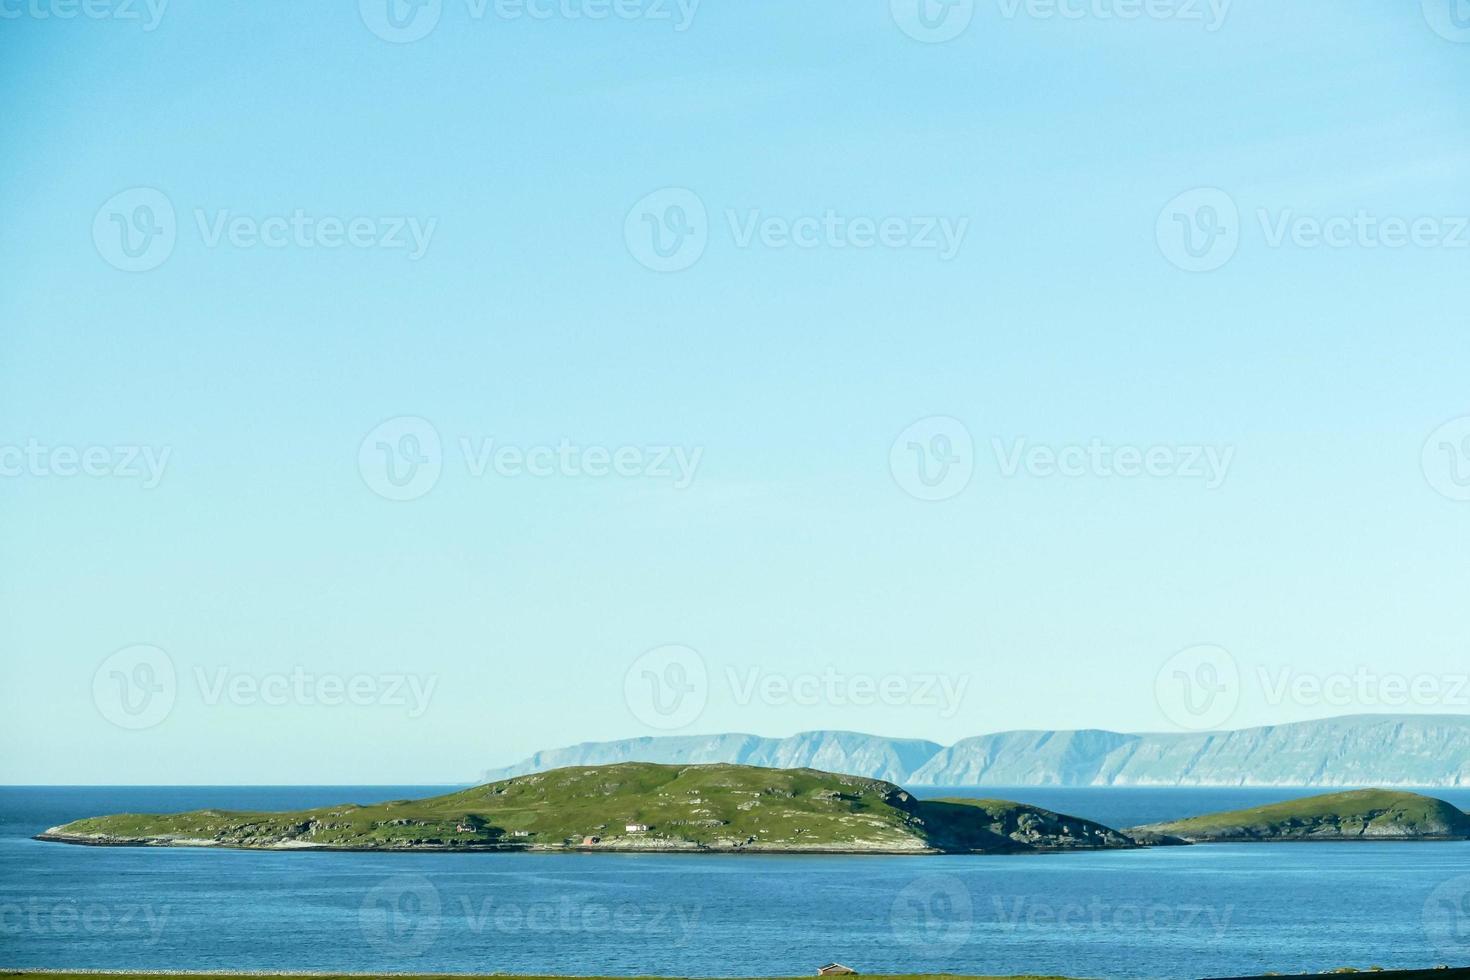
[2,785,1468,979]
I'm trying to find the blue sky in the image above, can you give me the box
[2,0,1468,784]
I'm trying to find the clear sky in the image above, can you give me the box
[2,0,1468,784]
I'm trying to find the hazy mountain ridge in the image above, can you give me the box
[483,715,1470,787]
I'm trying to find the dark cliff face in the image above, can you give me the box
[912,798,1136,852]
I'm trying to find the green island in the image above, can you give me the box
[33,763,1134,854]
[1128,788,1470,843]
[33,767,1470,853]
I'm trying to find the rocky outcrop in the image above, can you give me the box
[912,798,1138,852]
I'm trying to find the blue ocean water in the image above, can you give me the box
[2,785,1468,979]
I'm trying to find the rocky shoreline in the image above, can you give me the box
[32,827,943,854]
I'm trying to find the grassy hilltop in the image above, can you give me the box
[1129,788,1470,842]
[37,762,1133,854]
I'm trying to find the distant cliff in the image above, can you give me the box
[482,715,1470,788]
